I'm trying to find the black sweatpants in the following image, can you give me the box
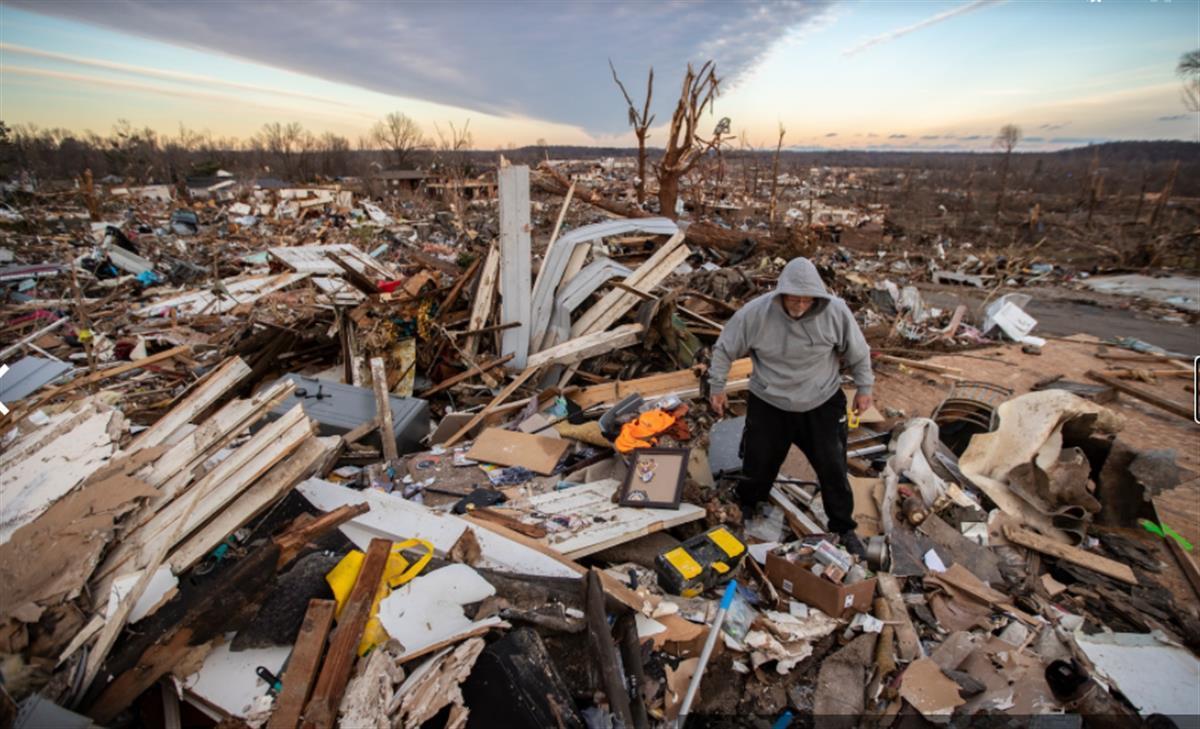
[737,389,857,534]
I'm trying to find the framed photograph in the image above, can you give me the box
[618,447,688,509]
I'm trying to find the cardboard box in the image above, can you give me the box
[765,551,877,619]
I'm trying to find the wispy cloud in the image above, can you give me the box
[14,1,835,133]
[844,0,1004,56]
[888,133,908,139]
[825,132,838,137]
[1158,114,1190,121]
[0,43,344,108]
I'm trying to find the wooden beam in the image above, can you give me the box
[370,358,399,462]
[435,255,481,324]
[585,570,635,729]
[341,417,380,446]
[128,355,251,452]
[571,231,688,338]
[301,538,392,729]
[571,357,753,408]
[463,242,499,358]
[274,503,370,569]
[325,252,379,294]
[1003,524,1137,585]
[442,367,540,447]
[876,354,963,376]
[418,354,514,397]
[268,599,336,729]
[525,323,644,370]
[498,165,532,368]
[1085,370,1193,420]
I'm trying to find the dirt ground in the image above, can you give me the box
[917,282,1198,354]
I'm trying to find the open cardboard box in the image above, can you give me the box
[765,550,877,619]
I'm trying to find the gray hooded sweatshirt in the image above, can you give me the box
[708,257,874,412]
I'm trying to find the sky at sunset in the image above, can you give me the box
[1,0,1197,151]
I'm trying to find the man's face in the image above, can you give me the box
[781,295,814,319]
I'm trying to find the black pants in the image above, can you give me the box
[738,389,857,534]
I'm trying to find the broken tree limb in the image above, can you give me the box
[301,538,393,729]
[533,163,786,253]
[1085,370,1193,420]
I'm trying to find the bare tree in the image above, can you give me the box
[432,120,474,221]
[255,121,314,181]
[768,123,786,231]
[371,112,427,169]
[1178,49,1200,113]
[656,61,721,219]
[318,132,351,179]
[993,123,1021,220]
[609,60,654,205]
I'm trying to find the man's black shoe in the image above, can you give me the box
[838,530,868,561]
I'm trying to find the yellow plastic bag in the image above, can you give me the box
[326,538,433,656]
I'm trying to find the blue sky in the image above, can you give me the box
[1,0,1197,150]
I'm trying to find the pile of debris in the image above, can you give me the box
[1,162,1197,728]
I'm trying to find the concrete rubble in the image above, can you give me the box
[0,150,1197,729]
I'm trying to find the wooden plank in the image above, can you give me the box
[498,165,532,368]
[268,600,336,729]
[275,503,371,569]
[301,538,392,729]
[443,367,539,447]
[128,356,251,452]
[93,406,313,590]
[464,242,499,358]
[1085,369,1193,420]
[418,354,513,397]
[325,252,380,294]
[18,344,191,413]
[466,428,571,475]
[876,354,964,376]
[139,379,296,517]
[435,255,481,324]
[1003,524,1137,584]
[167,436,335,573]
[572,357,753,408]
[585,569,635,729]
[526,323,644,370]
[770,486,823,536]
[369,357,399,462]
[340,416,380,446]
[571,231,687,337]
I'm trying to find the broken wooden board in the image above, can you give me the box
[135,273,310,317]
[510,479,705,558]
[465,427,571,475]
[268,244,394,279]
[392,637,485,729]
[296,478,578,578]
[498,165,532,369]
[268,600,336,729]
[182,641,289,722]
[571,231,688,338]
[850,476,884,538]
[571,357,753,408]
[1003,524,1137,584]
[525,323,644,370]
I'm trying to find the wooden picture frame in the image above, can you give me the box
[618,447,688,509]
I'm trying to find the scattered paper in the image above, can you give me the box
[924,549,947,573]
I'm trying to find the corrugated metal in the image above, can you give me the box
[0,356,73,403]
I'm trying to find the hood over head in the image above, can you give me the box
[775,258,831,318]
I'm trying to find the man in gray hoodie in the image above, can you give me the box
[708,257,874,557]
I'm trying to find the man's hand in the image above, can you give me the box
[709,392,727,418]
[853,392,873,416]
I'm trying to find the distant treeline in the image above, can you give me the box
[1,119,1196,198]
